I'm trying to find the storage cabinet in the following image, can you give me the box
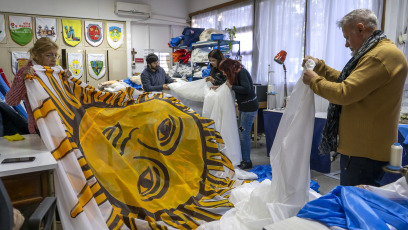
[2,170,51,208]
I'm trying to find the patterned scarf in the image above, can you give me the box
[319,30,387,155]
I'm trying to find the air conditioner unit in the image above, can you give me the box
[115,2,151,18]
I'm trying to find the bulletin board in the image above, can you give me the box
[0,12,128,88]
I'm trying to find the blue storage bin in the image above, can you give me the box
[211,34,224,41]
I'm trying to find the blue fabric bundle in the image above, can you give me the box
[249,164,320,193]
[181,27,205,47]
[309,180,320,193]
[0,77,28,120]
[123,79,142,90]
[297,185,408,230]
[169,35,184,47]
[202,64,211,77]
[249,164,272,182]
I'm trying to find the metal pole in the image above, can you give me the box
[283,63,287,108]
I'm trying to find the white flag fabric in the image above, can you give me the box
[84,21,103,47]
[68,53,84,79]
[168,80,242,166]
[87,54,105,79]
[35,17,57,42]
[11,51,30,75]
[106,22,123,49]
[198,60,318,230]
[0,14,5,42]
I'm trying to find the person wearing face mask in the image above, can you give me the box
[205,49,226,89]
[5,37,72,134]
[141,53,175,92]
[302,9,408,186]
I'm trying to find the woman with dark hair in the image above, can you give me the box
[205,49,226,89]
[219,59,258,169]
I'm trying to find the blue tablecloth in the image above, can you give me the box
[381,124,408,185]
[263,111,408,184]
[263,110,331,173]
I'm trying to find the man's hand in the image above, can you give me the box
[63,69,72,79]
[303,69,318,85]
[302,55,319,67]
[206,76,214,83]
[163,84,170,90]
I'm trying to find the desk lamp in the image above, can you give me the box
[274,50,287,107]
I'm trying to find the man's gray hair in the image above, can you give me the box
[337,9,378,30]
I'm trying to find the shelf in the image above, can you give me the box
[190,40,241,78]
[172,45,189,50]
[191,40,240,49]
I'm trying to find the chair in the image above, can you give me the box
[0,178,57,230]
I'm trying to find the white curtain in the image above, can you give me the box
[192,1,254,73]
[305,0,383,112]
[384,0,408,51]
[384,0,408,103]
[192,11,217,29]
[253,0,306,108]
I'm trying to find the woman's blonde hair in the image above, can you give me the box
[29,37,59,63]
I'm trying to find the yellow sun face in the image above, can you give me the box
[80,99,205,213]
[29,69,236,229]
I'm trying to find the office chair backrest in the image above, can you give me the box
[0,178,14,230]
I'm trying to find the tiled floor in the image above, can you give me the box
[250,133,340,195]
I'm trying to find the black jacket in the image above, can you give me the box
[209,67,226,86]
[231,68,259,112]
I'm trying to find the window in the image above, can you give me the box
[155,52,171,73]
[192,1,254,74]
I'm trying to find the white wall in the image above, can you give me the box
[0,0,189,23]
[0,0,190,77]
[188,0,232,14]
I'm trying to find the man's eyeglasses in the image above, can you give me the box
[44,54,60,60]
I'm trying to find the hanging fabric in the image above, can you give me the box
[84,21,103,47]
[67,53,83,79]
[197,60,317,230]
[168,80,242,166]
[62,19,82,46]
[106,22,123,49]
[35,17,57,42]
[87,53,105,79]
[11,51,30,75]
[9,16,33,46]
[0,14,6,43]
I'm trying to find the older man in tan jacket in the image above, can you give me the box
[303,9,408,186]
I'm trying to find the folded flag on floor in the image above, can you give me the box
[297,185,408,229]
[25,65,238,229]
